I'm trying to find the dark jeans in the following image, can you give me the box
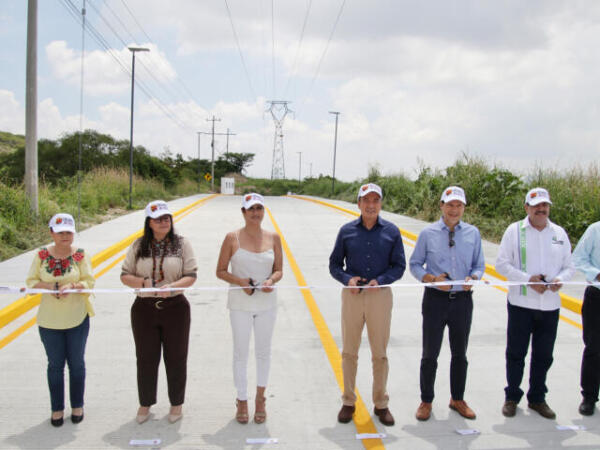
[581,286,600,403]
[420,288,473,403]
[131,295,190,407]
[38,315,90,412]
[505,302,559,403]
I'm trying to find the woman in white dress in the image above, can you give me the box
[216,193,283,424]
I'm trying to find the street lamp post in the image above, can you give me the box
[128,46,149,209]
[297,151,302,183]
[196,131,202,190]
[329,111,340,196]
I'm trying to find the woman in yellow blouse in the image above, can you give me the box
[26,213,95,427]
[121,200,197,424]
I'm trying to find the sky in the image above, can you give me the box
[1,0,599,182]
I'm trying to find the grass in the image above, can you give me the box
[240,155,600,245]
[0,168,208,261]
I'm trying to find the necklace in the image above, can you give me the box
[151,238,169,284]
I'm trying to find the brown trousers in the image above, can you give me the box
[341,287,392,409]
[131,295,190,407]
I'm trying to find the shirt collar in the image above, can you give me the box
[436,217,463,231]
[523,216,550,231]
[355,215,383,230]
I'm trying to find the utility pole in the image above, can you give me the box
[206,115,221,192]
[127,46,149,209]
[77,0,86,228]
[267,100,293,179]
[329,111,340,196]
[196,132,202,190]
[25,0,38,214]
[297,151,302,183]
[310,162,313,178]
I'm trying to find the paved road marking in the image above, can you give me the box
[266,207,385,450]
[0,194,218,349]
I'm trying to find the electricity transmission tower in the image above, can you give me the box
[267,100,293,179]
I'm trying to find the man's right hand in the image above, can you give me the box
[348,276,366,295]
[528,274,547,294]
[423,273,451,291]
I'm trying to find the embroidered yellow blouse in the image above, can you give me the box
[26,248,95,329]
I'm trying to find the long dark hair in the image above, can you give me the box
[135,215,179,259]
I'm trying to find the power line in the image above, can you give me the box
[59,0,192,132]
[283,0,312,99]
[223,0,258,100]
[297,0,346,116]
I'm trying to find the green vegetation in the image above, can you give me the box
[0,129,255,261]
[0,131,25,154]
[240,154,600,245]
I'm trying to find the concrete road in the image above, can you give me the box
[0,194,597,449]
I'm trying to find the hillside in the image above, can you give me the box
[0,131,25,154]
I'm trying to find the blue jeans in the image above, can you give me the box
[39,316,90,412]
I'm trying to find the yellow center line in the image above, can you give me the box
[0,194,219,349]
[266,207,384,450]
[289,195,583,330]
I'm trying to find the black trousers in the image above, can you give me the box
[131,295,191,407]
[581,286,600,403]
[505,302,559,404]
[420,288,473,403]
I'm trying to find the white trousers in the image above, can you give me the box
[229,307,277,401]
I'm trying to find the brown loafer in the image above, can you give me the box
[337,404,355,423]
[528,402,556,419]
[502,400,518,417]
[373,407,395,426]
[415,402,432,421]
[449,399,476,420]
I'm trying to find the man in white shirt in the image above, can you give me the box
[496,187,575,419]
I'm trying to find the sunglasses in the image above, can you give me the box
[449,230,455,248]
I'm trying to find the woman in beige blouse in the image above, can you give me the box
[120,200,197,424]
[26,213,95,427]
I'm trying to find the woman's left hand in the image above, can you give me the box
[157,284,173,298]
[57,283,74,298]
[261,278,275,293]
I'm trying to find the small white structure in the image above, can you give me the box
[221,177,235,194]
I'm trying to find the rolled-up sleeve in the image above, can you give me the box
[182,238,198,278]
[471,229,485,280]
[121,240,139,277]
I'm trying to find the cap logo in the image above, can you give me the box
[446,189,452,195]
[362,185,369,191]
[530,192,537,199]
[151,205,157,212]
[56,218,62,224]
[245,195,252,201]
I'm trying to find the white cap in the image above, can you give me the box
[440,186,467,205]
[145,200,171,219]
[242,193,264,209]
[525,187,552,206]
[49,213,76,233]
[357,183,383,200]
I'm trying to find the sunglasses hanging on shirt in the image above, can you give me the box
[449,230,455,248]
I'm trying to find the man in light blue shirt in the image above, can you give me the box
[410,186,485,421]
[572,221,600,416]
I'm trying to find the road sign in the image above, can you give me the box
[204,173,212,181]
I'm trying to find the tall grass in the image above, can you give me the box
[0,168,207,260]
[241,155,600,245]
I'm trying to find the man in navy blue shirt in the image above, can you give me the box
[409,186,485,421]
[329,183,406,426]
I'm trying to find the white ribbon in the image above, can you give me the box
[1,280,598,295]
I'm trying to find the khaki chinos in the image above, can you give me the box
[341,286,393,409]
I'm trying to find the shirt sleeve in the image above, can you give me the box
[470,228,486,280]
[555,228,575,282]
[121,240,139,277]
[182,237,198,278]
[329,228,352,286]
[78,252,95,289]
[375,228,406,285]
[495,223,530,282]
[409,230,428,282]
[572,225,600,282]
[25,253,42,288]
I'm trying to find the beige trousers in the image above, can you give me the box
[341,286,393,409]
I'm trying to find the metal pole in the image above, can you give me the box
[297,151,302,183]
[127,47,149,209]
[77,0,86,229]
[196,132,201,190]
[226,127,230,155]
[329,111,340,196]
[25,0,38,214]
[206,116,221,192]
